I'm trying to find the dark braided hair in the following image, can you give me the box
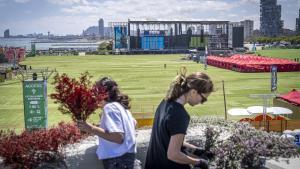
[96,77,131,109]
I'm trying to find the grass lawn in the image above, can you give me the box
[256,49,300,59]
[0,50,299,132]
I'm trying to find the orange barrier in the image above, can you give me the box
[249,120,300,132]
[132,112,154,128]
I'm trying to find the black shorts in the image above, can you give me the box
[102,153,141,169]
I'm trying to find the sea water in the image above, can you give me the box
[0,38,101,51]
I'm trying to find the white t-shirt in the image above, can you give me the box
[96,102,137,160]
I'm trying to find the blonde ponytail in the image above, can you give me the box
[165,67,214,101]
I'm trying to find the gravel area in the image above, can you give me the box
[1,122,299,169]
[64,125,228,169]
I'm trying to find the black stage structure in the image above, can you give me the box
[110,20,230,54]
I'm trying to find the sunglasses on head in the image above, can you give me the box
[199,93,207,104]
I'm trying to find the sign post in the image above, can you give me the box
[23,80,48,130]
[18,67,55,130]
[271,65,277,92]
[222,80,227,120]
[204,45,208,70]
[252,42,256,52]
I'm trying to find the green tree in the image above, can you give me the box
[97,40,113,54]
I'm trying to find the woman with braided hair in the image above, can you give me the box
[145,67,214,169]
[77,77,141,169]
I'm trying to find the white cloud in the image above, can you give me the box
[1,15,97,35]
[278,0,288,3]
[5,0,240,35]
[1,0,298,34]
[239,0,259,4]
[60,0,239,22]
[14,0,31,3]
[1,0,266,35]
[62,5,99,13]
[24,10,32,14]
[228,14,238,17]
[47,0,90,5]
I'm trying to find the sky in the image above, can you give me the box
[0,0,299,35]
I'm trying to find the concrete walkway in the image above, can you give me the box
[64,127,300,169]
[266,157,300,169]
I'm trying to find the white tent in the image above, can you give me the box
[246,106,273,114]
[269,107,293,115]
[228,108,250,116]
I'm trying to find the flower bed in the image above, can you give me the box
[63,117,300,169]
[0,122,87,169]
[191,117,300,168]
[1,117,299,169]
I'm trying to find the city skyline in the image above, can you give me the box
[0,0,300,36]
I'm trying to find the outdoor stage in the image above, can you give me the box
[110,20,230,54]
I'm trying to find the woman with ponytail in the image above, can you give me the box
[77,77,141,169]
[145,67,214,169]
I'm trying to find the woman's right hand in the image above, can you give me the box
[194,159,209,169]
[77,120,94,133]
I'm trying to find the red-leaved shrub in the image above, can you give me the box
[0,122,85,169]
[50,72,107,121]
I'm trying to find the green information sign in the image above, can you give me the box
[31,42,36,56]
[23,80,48,130]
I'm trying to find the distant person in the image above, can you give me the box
[77,77,141,169]
[32,72,37,80]
[145,67,214,169]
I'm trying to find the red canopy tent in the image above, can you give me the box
[272,115,288,120]
[207,54,300,72]
[239,118,254,122]
[278,89,300,107]
[252,114,273,121]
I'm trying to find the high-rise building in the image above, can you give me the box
[98,18,104,38]
[296,8,300,35]
[232,27,244,48]
[240,20,254,39]
[104,27,113,38]
[209,25,217,35]
[228,22,244,48]
[260,0,283,37]
[4,29,9,38]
